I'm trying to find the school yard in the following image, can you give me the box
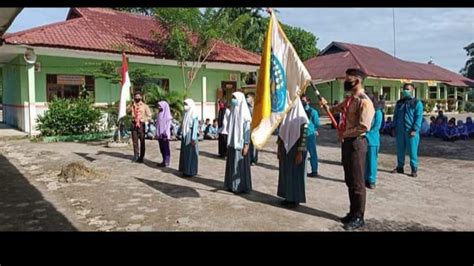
[0,115,473,231]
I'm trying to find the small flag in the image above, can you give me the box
[118,52,131,121]
[251,11,312,152]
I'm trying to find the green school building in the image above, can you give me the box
[304,42,474,112]
[0,8,260,133]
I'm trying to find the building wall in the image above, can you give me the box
[2,54,245,130]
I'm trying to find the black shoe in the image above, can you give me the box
[157,162,166,167]
[410,170,417,177]
[136,158,144,163]
[390,167,404,174]
[286,202,299,208]
[365,182,376,189]
[340,213,353,224]
[307,172,319,178]
[343,217,365,230]
[131,156,138,162]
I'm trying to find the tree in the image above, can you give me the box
[460,42,474,80]
[282,24,319,61]
[152,8,251,92]
[112,8,154,16]
[219,9,319,61]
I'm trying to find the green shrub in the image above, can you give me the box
[142,83,186,121]
[36,97,102,136]
[465,101,474,113]
[386,106,395,115]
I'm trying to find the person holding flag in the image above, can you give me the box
[224,91,253,194]
[251,9,312,208]
[320,68,375,230]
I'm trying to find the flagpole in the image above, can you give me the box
[309,82,338,129]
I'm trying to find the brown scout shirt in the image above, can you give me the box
[332,90,375,139]
[129,101,152,123]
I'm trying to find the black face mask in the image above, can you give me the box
[134,98,141,103]
[344,80,357,91]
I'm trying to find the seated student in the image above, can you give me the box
[434,118,447,139]
[420,117,430,137]
[197,120,205,141]
[145,122,157,140]
[456,120,469,140]
[382,117,393,135]
[204,119,219,140]
[428,116,436,136]
[466,117,474,137]
[443,120,459,141]
[436,110,448,124]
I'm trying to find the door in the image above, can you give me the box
[221,81,237,103]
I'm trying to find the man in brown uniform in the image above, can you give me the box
[129,91,152,163]
[321,68,375,230]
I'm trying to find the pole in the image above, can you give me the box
[392,8,396,57]
[309,81,338,129]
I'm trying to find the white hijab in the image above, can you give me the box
[279,97,309,153]
[182,98,197,136]
[227,91,252,149]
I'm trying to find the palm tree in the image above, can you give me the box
[142,83,186,121]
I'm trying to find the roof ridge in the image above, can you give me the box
[4,18,81,38]
[78,7,154,21]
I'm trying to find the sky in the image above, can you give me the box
[7,7,474,73]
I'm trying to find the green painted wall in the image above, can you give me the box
[31,55,241,104]
[2,56,26,105]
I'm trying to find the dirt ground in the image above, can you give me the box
[0,118,473,231]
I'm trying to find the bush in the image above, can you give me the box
[447,99,456,112]
[423,99,436,113]
[37,97,102,136]
[465,101,474,113]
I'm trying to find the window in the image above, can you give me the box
[429,86,437,99]
[382,87,391,101]
[46,74,94,101]
[364,86,374,94]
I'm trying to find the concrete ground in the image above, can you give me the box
[1,117,473,231]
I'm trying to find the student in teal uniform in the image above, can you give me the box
[301,95,320,177]
[364,95,383,189]
[391,83,423,177]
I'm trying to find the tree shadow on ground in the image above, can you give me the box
[253,161,279,171]
[312,175,345,184]
[135,177,200,198]
[183,175,341,222]
[74,152,96,162]
[318,159,343,167]
[199,150,225,160]
[0,154,77,231]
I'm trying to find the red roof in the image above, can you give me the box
[305,42,474,87]
[3,8,261,66]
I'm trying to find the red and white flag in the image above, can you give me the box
[118,52,131,120]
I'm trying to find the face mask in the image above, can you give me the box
[402,90,412,98]
[344,80,357,91]
[231,98,238,107]
[184,105,190,111]
[304,104,309,110]
[134,98,141,103]
[219,103,225,109]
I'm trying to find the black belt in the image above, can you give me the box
[343,135,366,141]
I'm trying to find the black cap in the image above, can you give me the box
[345,68,367,79]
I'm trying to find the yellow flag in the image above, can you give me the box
[251,16,273,131]
[251,12,312,151]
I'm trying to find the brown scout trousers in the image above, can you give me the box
[131,122,146,160]
[342,137,368,218]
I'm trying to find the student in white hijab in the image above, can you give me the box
[224,91,253,193]
[178,98,199,177]
[277,97,310,208]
